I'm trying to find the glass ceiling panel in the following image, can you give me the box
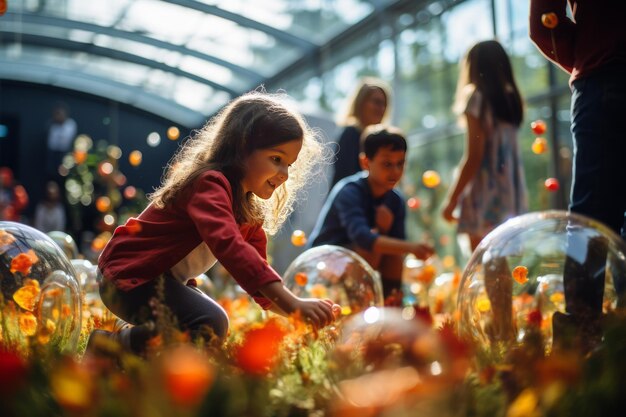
[1,0,397,125]
[211,0,374,44]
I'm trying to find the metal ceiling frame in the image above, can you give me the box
[0,59,207,127]
[0,31,239,96]
[2,11,264,83]
[162,0,317,50]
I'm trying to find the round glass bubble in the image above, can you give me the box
[457,210,626,357]
[283,245,383,317]
[329,307,465,416]
[0,221,81,353]
[47,230,79,260]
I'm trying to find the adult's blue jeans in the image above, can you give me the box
[570,66,626,240]
[566,65,626,315]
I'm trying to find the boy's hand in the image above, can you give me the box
[411,243,435,260]
[375,204,394,234]
[442,202,458,223]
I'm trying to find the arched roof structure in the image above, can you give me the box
[0,0,411,126]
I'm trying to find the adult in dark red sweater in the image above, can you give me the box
[530,0,626,237]
[91,92,338,355]
[529,1,626,352]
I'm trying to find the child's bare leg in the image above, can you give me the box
[484,255,515,343]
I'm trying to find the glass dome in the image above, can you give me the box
[329,306,464,416]
[0,221,81,354]
[283,245,383,317]
[457,210,626,357]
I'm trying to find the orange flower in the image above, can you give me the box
[294,272,308,286]
[10,250,39,275]
[162,345,215,407]
[234,318,288,375]
[512,266,529,284]
[18,312,37,336]
[416,264,436,285]
[50,360,95,413]
[13,280,40,311]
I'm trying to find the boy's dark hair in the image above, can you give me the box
[360,124,407,159]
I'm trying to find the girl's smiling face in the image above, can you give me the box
[242,138,303,199]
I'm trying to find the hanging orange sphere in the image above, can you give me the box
[291,229,307,247]
[123,186,137,200]
[531,137,548,154]
[167,126,180,141]
[95,196,111,213]
[544,177,560,192]
[541,12,558,29]
[530,120,547,135]
[129,150,142,167]
[422,170,441,188]
[0,0,7,16]
[407,197,421,210]
[73,150,87,165]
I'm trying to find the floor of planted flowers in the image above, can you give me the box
[1,229,625,417]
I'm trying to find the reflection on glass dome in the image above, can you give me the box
[1,221,81,353]
[283,245,383,317]
[71,258,115,331]
[457,210,626,357]
[47,231,80,260]
[329,307,464,416]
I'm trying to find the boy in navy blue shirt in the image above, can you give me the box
[308,125,433,300]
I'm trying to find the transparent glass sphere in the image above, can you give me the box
[457,210,626,356]
[47,231,79,260]
[1,222,82,353]
[283,245,383,317]
[329,307,462,415]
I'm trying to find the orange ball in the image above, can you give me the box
[123,186,137,200]
[291,229,307,247]
[422,170,441,188]
[73,150,87,165]
[0,0,7,16]
[167,126,180,141]
[407,197,421,210]
[541,12,558,29]
[531,137,548,154]
[544,177,560,192]
[95,196,111,213]
[129,150,142,167]
[530,120,547,135]
[512,265,529,284]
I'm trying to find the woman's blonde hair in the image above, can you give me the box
[150,90,326,234]
[336,77,392,128]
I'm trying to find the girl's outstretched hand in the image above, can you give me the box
[293,298,336,329]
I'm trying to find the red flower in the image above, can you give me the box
[0,348,28,398]
[234,319,288,375]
